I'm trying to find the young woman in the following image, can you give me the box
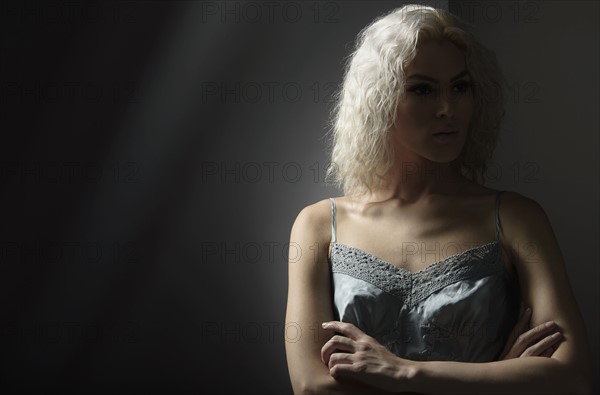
[285,4,592,395]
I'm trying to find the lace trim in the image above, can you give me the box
[330,242,502,306]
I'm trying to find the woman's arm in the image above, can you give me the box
[324,192,593,394]
[408,356,588,395]
[284,200,394,395]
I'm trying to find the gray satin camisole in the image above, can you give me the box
[328,191,521,362]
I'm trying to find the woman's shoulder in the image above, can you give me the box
[294,198,334,223]
[458,182,546,228]
[496,189,546,217]
[290,198,335,245]
[493,190,555,252]
[464,182,538,207]
[468,184,544,220]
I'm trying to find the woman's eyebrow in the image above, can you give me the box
[406,70,470,83]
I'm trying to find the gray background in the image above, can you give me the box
[0,0,597,393]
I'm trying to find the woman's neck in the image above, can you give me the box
[365,160,468,204]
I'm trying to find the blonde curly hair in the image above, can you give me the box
[324,4,507,198]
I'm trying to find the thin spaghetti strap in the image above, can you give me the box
[495,190,505,242]
[330,198,337,244]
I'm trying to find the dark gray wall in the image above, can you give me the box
[2,0,597,394]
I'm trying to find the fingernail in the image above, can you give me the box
[551,332,562,338]
[526,307,532,314]
[545,321,557,328]
[321,322,329,328]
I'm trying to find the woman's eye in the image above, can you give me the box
[408,84,432,95]
[454,81,471,93]
[407,81,471,96]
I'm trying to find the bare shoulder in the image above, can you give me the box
[499,190,544,210]
[498,191,552,238]
[496,190,567,286]
[290,198,334,254]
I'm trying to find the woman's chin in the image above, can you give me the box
[428,151,463,164]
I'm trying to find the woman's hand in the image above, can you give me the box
[498,307,564,360]
[320,321,415,393]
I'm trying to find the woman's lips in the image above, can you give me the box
[432,131,458,142]
[433,130,458,135]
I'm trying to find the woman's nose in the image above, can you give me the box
[435,90,456,118]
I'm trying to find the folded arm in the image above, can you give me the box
[409,194,592,394]
[409,355,588,395]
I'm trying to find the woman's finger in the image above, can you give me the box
[322,321,369,341]
[510,321,558,358]
[540,347,554,357]
[516,321,559,347]
[502,320,560,359]
[327,349,355,370]
[521,332,563,357]
[321,335,356,365]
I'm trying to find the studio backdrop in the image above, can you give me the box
[0,0,597,394]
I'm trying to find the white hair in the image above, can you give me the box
[324,4,507,198]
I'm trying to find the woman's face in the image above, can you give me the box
[391,39,473,165]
